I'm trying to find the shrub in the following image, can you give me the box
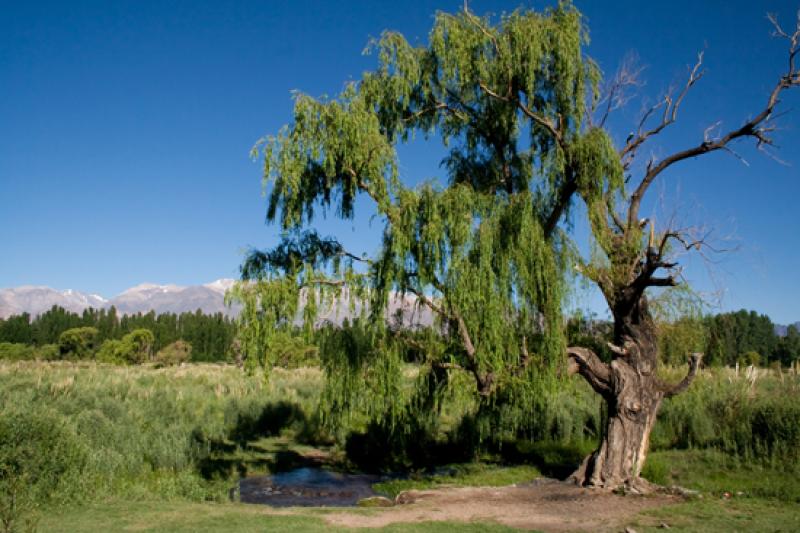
[35,344,59,361]
[96,329,156,364]
[96,339,128,365]
[0,411,87,532]
[739,350,761,367]
[155,340,192,366]
[122,329,155,363]
[0,343,35,361]
[58,327,99,359]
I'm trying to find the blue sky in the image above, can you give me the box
[1,0,798,323]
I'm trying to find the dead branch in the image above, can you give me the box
[663,352,703,397]
[597,52,647,128]
[620,53,705,170]
[627,15,800,228]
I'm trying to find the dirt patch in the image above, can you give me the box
[322,479,679,531]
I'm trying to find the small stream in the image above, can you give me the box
[238,467,384,507]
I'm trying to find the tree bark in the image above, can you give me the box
[568,293,700,492]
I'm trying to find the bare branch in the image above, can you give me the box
[627,24,800,228]
[597,52,646,128]
[647,276,679,287]
[663,353,703,397]
[607,341,630,357]
[620,52,705,169]
[453,308,477,359]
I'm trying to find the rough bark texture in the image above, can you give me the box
[568,293,700,493]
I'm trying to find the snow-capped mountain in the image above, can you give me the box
[0,280,239,319]
[0,279,434,326]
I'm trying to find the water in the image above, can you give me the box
[238,467,383,507]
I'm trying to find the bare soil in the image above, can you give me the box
[322,479,679,531]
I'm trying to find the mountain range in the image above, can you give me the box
[0,280,238,319]
[775,322,800,337]
[0,280,434,327]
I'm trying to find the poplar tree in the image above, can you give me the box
[236,3,800,490]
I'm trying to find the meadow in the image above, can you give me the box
[1,360,799,531]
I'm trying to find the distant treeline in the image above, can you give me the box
[0,306,236,362]
[2,305,798,368]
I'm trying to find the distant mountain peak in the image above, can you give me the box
[204,279,236,294]
[0,280,241,319]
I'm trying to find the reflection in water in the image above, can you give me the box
[238,467,382,507]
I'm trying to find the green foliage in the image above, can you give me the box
[96,339,128,365]
[123,328,155,363]
[0,307,237,363]
[739,350,761,367]
[0,314,33,345]
[235,1,619,445]
[0,411,88,532]
[155,340,192,366]
[659,317,708,366]
[0,361,324,511]
[0,342,36,361]
[94,329,156,364]
[775,325,800,366]
[704,309,779,367]
[58,326,99,359]
[653,366,800,463]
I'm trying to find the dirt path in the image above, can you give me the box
[322,479,678,531]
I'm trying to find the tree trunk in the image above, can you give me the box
[567,293,700,492]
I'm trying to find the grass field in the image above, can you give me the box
[2,361,799,531]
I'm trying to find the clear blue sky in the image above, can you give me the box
[1,0,798,323]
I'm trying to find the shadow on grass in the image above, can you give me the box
[194,400,326,481]
[499,440,592,480]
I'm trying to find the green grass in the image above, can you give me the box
[628,449,800,532]
[643,449,800,502]
[37,501,520,533]
[633,499,800,532]
[4,362,800,532]
[373,463,543,499]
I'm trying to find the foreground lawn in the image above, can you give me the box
[39,500,519,533]
[633,498,800,532]
[37,450,800,532]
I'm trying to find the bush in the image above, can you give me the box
[155,340,192,366]
[95,330,156,365]
[96,339,128,365]
[122,329,155,364]
[0,343,35,361]
[739,350,762,367]
[0,412,87,532]
[58,327,99,359]
[36,344,59,361]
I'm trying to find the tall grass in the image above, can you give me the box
[0,361,323,514]
[1,360,798,529]
[654,365,800,463]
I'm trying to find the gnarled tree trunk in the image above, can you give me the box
[567,292,701,492]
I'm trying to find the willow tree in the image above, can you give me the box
[235,3,593,433]
[237,2,800,489]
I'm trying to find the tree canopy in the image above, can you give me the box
[232,2,617,430]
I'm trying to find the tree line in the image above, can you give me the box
[0,306,236,362]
